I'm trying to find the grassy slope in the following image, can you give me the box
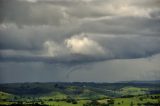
[117,86,148,96]
[114,96,159,106]
[45,100,88,106]
[0,91,14,100]
[0,82,159,105]
[42,95,160,106]
[0,92,15,105]
[77,89,107,99]
[40,92,67,100]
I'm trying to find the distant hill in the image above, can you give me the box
[0,81,160,99]
[117,80,160,84]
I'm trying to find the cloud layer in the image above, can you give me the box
[0,0,160,82]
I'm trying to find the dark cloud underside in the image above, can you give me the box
[0,0,160,83]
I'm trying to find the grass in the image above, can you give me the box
[44,100,89,106]
[114,96,159,106]
[117,86,148,96]
[40,92,67,100]
[43,96,159,106]
[78,91,107,100]
[0,93,159,106]
[0,83,159,106]
[0,91,14,100]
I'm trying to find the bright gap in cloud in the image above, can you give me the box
[65,33,105,56]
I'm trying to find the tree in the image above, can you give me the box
[121,101,124,104]
[72,99,78,104]
[130,101,133,106]
[54,84,58,88]
[137,103,141,106]
[139,97,143,101]
[66,96,77,104]
[117,102,121,105]
[14,96,18,101]
[108,99,114,105]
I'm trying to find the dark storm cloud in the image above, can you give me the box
[0,0,112,26]
[0,54,108,65]
[0,24,46,50]
[0,0,69,26]
[0,24,78,50]
[0,0,160,64]
[0,23,160,64]
[131,0,160,8]
[1,0,159,26]
[1,54,160,83]
[80,17,160,37]
[0,0,31,25]
[150,10,160,18]
[0,0,160,83]
[0,33,160,64]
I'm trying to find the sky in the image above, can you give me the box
[0,0,160,83]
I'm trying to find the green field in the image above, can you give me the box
[0,82,160,106]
